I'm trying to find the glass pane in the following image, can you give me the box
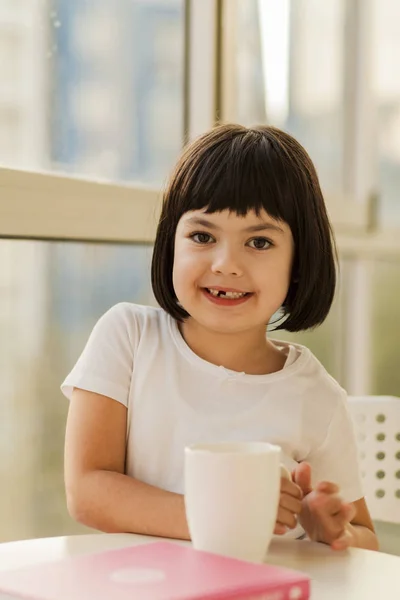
[234,1,266,125]
[372,0,400,227]
[371,261,400,395]
[234,1,353,390]
[274,258,400,397]
[235,0,346,193]
[0,239,153,542]
[0,0,184,184]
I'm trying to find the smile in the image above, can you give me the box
[202,288,253,306]
[207,288,248,299]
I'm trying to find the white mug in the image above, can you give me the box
[184,441,282,563]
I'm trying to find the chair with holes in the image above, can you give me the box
[348,396,400,553]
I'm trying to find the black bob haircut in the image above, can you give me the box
[151,123,337,332]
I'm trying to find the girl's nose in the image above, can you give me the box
[211,246,243,277]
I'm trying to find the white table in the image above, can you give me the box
[0,533,399,599]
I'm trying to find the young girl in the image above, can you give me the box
[62,124,378,551]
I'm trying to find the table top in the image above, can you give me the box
[0,533,399,600]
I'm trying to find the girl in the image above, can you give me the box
[62,124,378,551]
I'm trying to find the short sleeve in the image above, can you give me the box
[61,303,137,407]
[307,392,364,503]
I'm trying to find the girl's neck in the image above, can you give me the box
[179,318,287,376]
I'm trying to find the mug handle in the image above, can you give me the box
[280,464,292,481]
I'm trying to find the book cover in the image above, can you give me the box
[0,541,310,600]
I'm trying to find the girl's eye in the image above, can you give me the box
[190,232,214,244]
[248,237,272,250]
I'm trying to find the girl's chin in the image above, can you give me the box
[184,312,265,335]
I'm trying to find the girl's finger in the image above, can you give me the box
[307,497,346,542]
[293,462,313,496]
[280,477,303,499]
[331,527,353,551]
[343,503,357,522]
[276,506,298,529]
[321,506,355,544]
[308,491,343,517]
[274,523,288,535]
[332,503,355,528]
[331,537,350,551]
[315,481,340,495]
[279,492,303,515]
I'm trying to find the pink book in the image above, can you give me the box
[0,541,310,600]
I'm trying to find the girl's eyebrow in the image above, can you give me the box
[184,216,284,234]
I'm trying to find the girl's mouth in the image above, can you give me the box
[202,287,253,306]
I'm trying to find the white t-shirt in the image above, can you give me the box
[61,302,364,506]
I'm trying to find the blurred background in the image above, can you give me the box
[0,0,399,547]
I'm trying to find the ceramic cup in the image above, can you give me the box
[184,441,284,562]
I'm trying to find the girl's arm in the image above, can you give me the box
[66,389,303,541]
[295,463,378,551]
[64,388,190,540]
[336,497,378,551]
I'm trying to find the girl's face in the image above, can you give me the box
[173,209,294,335]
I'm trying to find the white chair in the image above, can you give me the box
[348,396,400,524]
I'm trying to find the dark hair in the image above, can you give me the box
[151,123,337,332]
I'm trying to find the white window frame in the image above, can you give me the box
[0,168,160,243]
[0,0,221,243]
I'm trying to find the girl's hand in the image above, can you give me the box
[273,474,303,535]
[294,462,357,550]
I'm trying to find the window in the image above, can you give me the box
[373,0,400,227]
[224,0,400,394]
[371,261,400,395]
[229,0,346,193]
[0,0,185,543]
[0,239,153,540]
[0,0,184,183]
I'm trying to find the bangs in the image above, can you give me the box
[176,130,298,225]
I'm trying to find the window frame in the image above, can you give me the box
[1,0,399,397]
[1,0,221,244]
